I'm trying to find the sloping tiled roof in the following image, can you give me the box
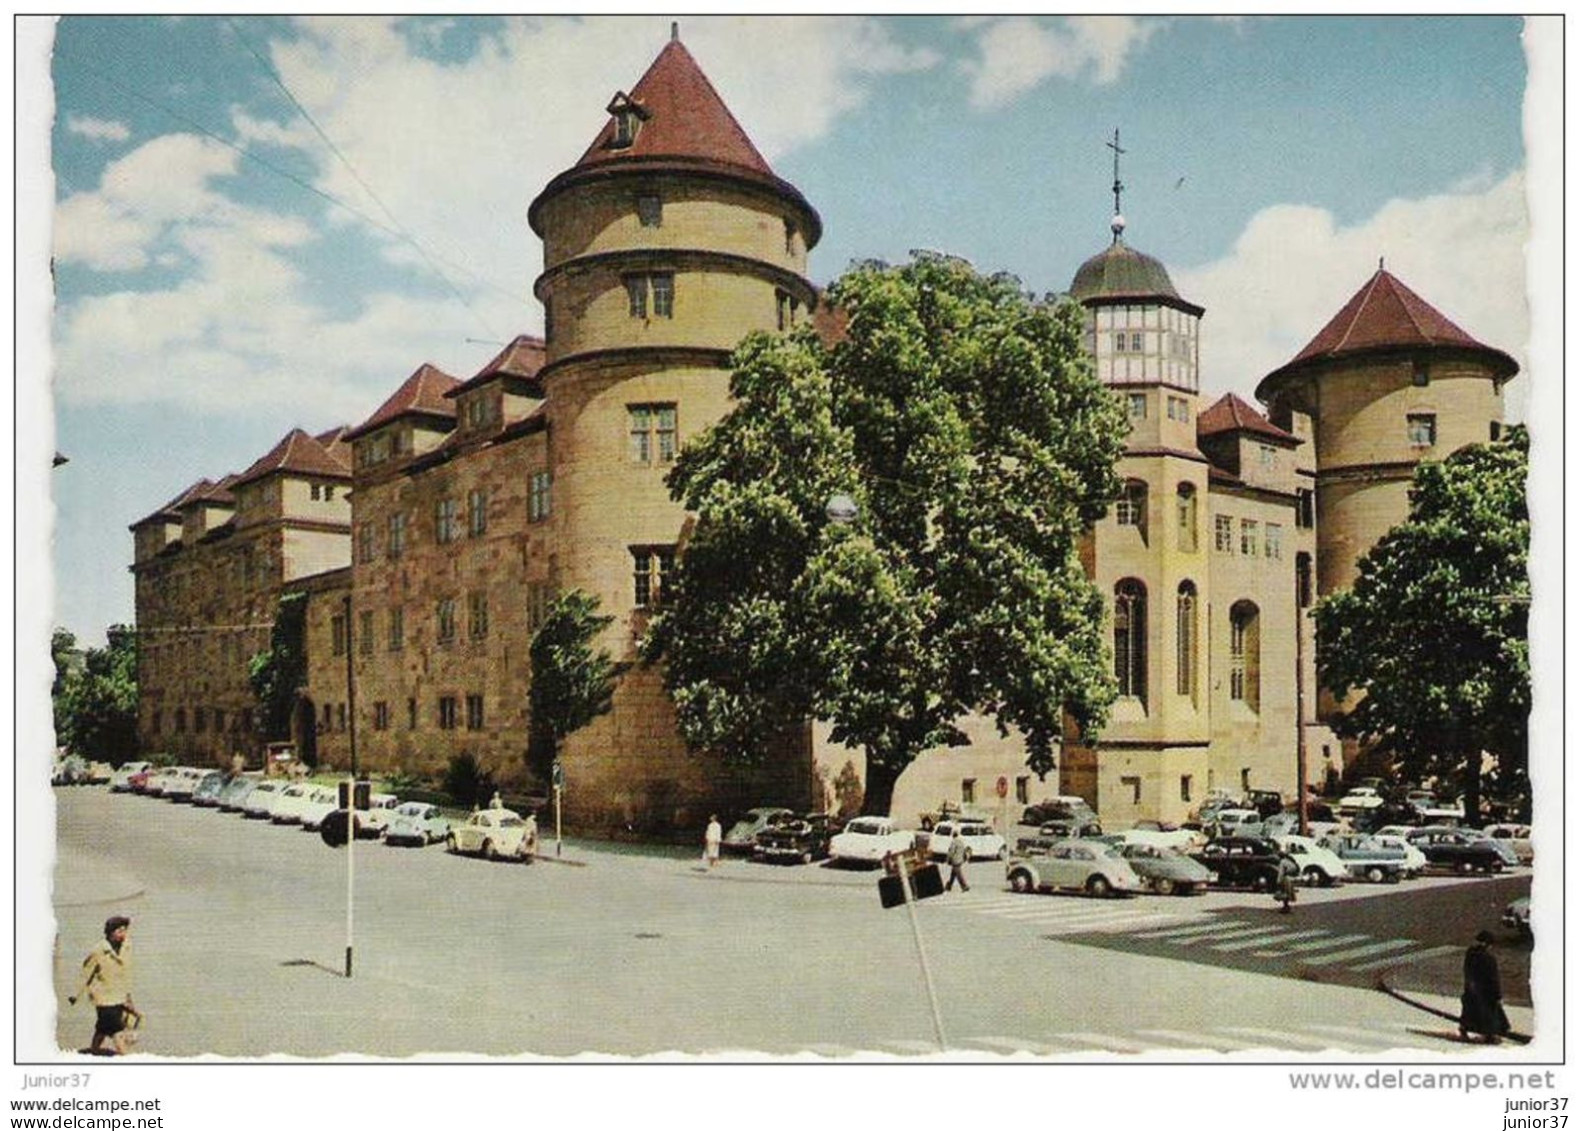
[446,335,547,398]
[574,39,771,176]
[232,428,353,488]
[315,425,351,466]
[1197,393,1299,444]
[187,472,239,506]
[344,363,460,440]
[131,478,213,527]
[1260,268,1518,392]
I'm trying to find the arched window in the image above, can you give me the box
[1176,483,1198,552]
[1176,581,1198,700]
[1114,579,1148,703]
[1229,600,1261,711]
[1115,480,1147,532]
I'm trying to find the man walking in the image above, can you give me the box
[945,832,970,892]
[1460,929,1510,1043]
[69,916,137,1055]
[704,814,722,868]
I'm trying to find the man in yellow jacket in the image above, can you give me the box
[69,916,137,1055]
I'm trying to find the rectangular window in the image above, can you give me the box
[1296,489,1315,530]
[528,582,555,632]
[374,701,389,732]
[1121,775,1142,804]
[1412,362,1430,387]
[1408,413,1437,447]
[1259,444,1277,470]
[1180,775,1193,803]
[1127,392,1146,419]
[961,779,976,806]
[1265,522,1283,560]
[466,693,485,731]
[1167,396,1190,422]
[323,485,334,502]
[1215,514,1234,553]
[310,483,321,501]
[1115,481,1145,527]
[1130,331,1143,352]
[636,193,662,227]
[625,273,675,319]
[357,523,375,564]
[468,488,488,537]
[625,274,648,318]
[776,290,802,331]
[651,273,674,318]
[331,613,347,656]
[629,404,678,464]
[469,591,489,640]
[407,697,417,730]
[528,471,552,522]
[632,546,676,608]
[435,498,458,544]
[1240,519,1259,557]
[436,597,456,644]
[359,610,374,656]
[389,607,404,651]
[1015,777,1030,805]
[1113,332,1127,353]
[438,696,458,731]
[784,219,797,256]
[388,512,407,559]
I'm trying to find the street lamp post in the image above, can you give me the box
[343,593,357,979]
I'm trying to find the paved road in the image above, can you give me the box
[44,787,1544,1059]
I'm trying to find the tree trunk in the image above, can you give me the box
[862,758,902,818]
[1462,749,1482,829]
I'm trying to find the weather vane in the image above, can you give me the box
[1107,128,1127,244]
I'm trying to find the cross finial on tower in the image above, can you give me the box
[1379,255,1385,271]
[671,21,680,41]
[1107,128,1127,244]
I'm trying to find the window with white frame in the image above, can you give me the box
[468,488,488,538]
[388,512,407,559]
[632,546,676,609]
[1407,413,1437,447]
[1240,518,1259,557]
[468,591,489,640]
[1115,480,1147,528]
[1215,514,1234,553]
[1127,392,1146,419]
[436,597,456,644]
[1265,522,1283,560]
[629,404,678,464]
[528,471,551,522]
[435,498,458,544]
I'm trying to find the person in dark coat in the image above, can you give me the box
[1460,930,1510,1043]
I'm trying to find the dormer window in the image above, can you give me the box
[606,91,650,150]
[636,193,662,227]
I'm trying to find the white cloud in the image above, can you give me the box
[960,16,1162,108]
[1174,171,1530,417]
[65,114,130,143]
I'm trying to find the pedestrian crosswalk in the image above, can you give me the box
[791,1019,1447,1056]
[939,892,1458,978]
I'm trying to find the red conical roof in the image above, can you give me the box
[1259,268,1517,396]
[344,363,460,440]
[575,39,771,175]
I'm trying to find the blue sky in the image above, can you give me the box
[34,15,1546,646]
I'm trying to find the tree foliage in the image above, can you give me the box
[249,592,308,744]
[1314,426,1529,821]
[645,252,1128,814]
[52,627,79,740]
[56,625,139,764]
[527,589,618,784]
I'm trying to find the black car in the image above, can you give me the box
[1191,836,1289,890]
[752,813,844,865]
[1408,829,1515,873]
[1017,802,1102,837]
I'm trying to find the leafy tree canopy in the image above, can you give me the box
[527,590,618,784]
[1315,426,1529,821]
[56,624,139,764]
[646,252,1128,814]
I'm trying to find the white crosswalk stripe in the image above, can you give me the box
[1251,932,1372,956]
[1300,938,1418,966]
[1350,944,1461,971]
[943,893,1211,935]
[1210,928,1332,952]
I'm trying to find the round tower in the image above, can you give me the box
[1256,266,1517,599]
[525,34,821,831]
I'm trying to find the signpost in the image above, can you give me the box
[879,848,947,1051]
[551,759,564,858]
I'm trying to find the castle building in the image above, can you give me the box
[128,34,1515,832]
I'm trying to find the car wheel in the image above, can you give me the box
[1251,871,1273,892]
[1304,866,1326,886]
[1486,859,1504,874]
[1153,877,1176,896]
[1087,875,1112,898]
[483,838,498,861]
[1009,870,1034,895]
[445,834,458,854]
[1456,860,1476,875]
[800,850,813,866]
[1365,866,1385,884]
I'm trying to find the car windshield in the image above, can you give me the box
[847,820,885,835]
[498,817,524,828]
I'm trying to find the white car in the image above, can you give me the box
[241,779,289,819]
[1006,840,1141,897]
[1483,823,1534,865]
[360,793,401,837]
[1337,787,1385,811]
[108,761,152,792]
[1270,834,1346,886]
[385,802,451,847]
[296,786,342,831]
[1371,833,1430,876]
[270,781,322,824]
[447,809,534,861]
[925,820,1007,863]
[828,816,915,866]
[1210,809,1265,837]
[1120,824,1205,851]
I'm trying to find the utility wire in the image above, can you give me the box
[65,56,533,314]
[222,17,504,340]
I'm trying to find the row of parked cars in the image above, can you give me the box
[105,761,453,847]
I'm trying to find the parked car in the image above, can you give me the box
[190,770,230,807]
[1407,828,1516,873]
[1191,836,1288,890]
[126,767,155,794]
[241,779,289,819]
[1244,789,1284,818]
[1112,841,1211,895]
[162,767,210,803]
[1502,896,1532,940]
[108,761,152,793]
[1369,833,1429,877]
[447,808,533,860]
[925,819,1007,863]
[1119,822,1205,851]
[385,802,451,847]
[360,793,401,837]
[141,767,184,797]
[722,807,796,855]
[270,781,322,825]
[1206,808,1265,838]
[82,761,115,785]
[1270,834,1348,886]
[52,754,89,786]
[1018,798,1102,836]
[1483,823,1534,865]
[752,813,844,865]
[1006,840,1140,898]
[1336,786,1385,812]
[296,786,343,831]
[1314,833,1407,883]
[217,773,262,812]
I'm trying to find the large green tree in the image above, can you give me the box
[56,625,139,764]
[249,592,308,746]
[526,590,618,786]
[646,252,1128,815]
[1314,426,1530,824]
[51,627,79,742]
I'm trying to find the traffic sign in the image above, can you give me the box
[320,809,350,848]
[551,760,564,790]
